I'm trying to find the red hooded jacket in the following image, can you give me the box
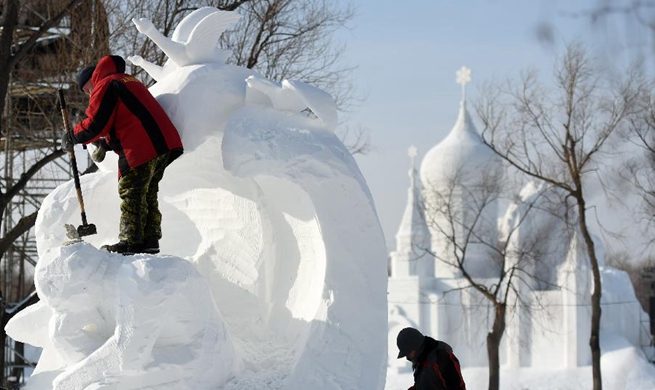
[73,55,183,177]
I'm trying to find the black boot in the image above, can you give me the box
[140,239,160,254]
[101,240,140,255]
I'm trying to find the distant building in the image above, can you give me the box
[387,67,650,372]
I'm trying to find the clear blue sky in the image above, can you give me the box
[341,0,652,253]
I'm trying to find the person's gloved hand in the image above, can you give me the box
[90,140,107,163]
[60,132,75,152]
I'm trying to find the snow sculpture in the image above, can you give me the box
[7,243,238,390]
[245,75,339,131]
[129,7,337,132]
[420,67,502,279]
[127,8,239,79]
[10,6,388,390]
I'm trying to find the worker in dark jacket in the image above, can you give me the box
[61,55,183,255]
[397,327,466,390]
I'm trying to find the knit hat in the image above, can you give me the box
[77,65,96,91]
[108,55,126,73]
[396,327,425,359]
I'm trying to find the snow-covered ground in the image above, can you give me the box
[19,331,655,390]
[387,332,655,390]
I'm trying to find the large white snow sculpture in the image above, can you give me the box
[9,6,388,390]
[7,243,239,390]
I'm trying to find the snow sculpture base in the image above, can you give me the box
[7,243,239,390]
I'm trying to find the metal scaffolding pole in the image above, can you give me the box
[0,91,74,385]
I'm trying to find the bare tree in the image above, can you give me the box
[476,44,643,390]
[538,1,655,62]
[419,161,563,390]
[622,86,655,230]
[336,124,371,155]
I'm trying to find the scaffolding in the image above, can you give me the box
[0,1,110,385]
[1,80,75,387]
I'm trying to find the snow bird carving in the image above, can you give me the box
[246,75,338,131]
[129,6,338,132]
[128,7,240,80]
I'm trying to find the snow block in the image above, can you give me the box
[7,243,240,390]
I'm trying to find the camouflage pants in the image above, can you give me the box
[118,152,170,245]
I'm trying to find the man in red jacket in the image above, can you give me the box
[61,55,183,255]
[397,327,466,390]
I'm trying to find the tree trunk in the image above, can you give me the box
[0,291,6,386]
[0,0,20,136]
[576,196,603,390]
[11,341,24,383]
[486,304,506,390]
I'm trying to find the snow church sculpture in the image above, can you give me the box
[388,67,650,373]
[7,7,388,390]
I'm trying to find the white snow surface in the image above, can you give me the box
[6,8,388,390]
[387,332,655,390]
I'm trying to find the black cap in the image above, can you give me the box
[77,65,96,91]
[397,327,425,359]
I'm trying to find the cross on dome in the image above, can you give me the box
[407,146,418,180]
[456,66,472,102]
[408,146,417,166]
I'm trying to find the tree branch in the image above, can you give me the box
[0,211,38,258]
[9,0,85,70]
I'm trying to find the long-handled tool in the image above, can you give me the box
[58,89,97,238]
